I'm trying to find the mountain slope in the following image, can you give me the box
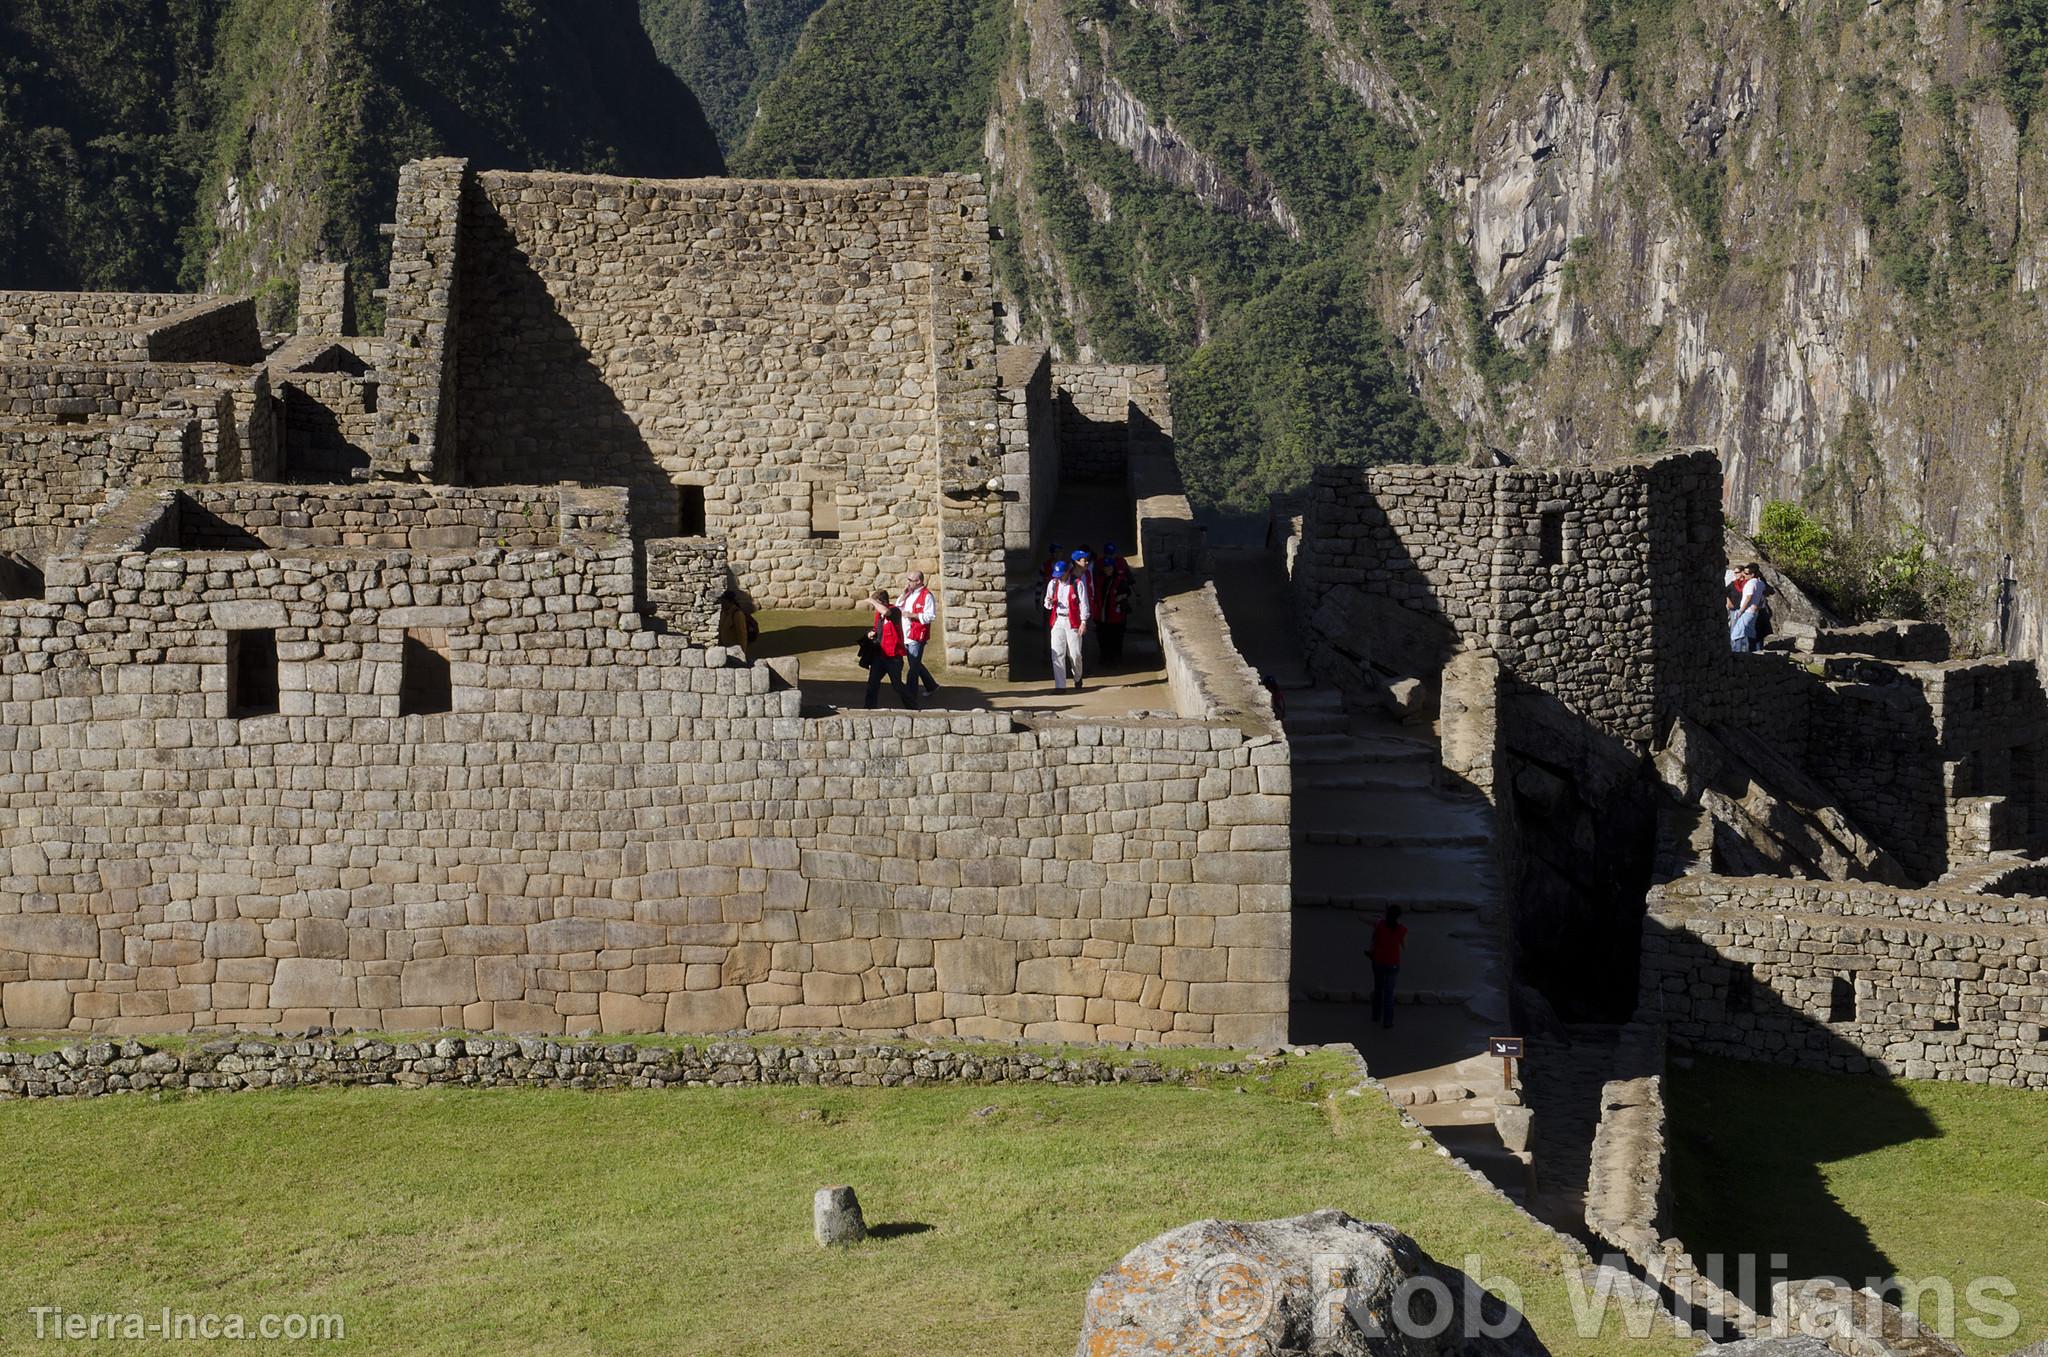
[638,0,825,155]
[0,0,724,324]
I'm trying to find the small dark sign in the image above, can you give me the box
[1488,1036,1525,1059]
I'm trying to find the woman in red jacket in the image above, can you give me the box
[863,590,918,710]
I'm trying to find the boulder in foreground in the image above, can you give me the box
[1075,1209,1549,1356]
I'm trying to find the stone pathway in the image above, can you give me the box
[1211,546,1526,1199]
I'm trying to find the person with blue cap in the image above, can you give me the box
[1043,557,1091,692]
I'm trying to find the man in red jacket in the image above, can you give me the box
[1043,560,1091,692]
[1369,905,1407,1031]
[1094,541,1134,666]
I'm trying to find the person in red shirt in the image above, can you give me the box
[1094,541,1134,665]
[862,590,918,710]
[1369,905,1406,1030]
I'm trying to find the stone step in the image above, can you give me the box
[1292,843,1495,909]
[1403,1098,1502,1129]
[1294,788,1491,847]
[1290,731,1438,765]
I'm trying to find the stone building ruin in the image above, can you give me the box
[1,159,2043,1119]
[0,161,1280,1044]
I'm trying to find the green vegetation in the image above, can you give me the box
[1669,1055,2048,1355]
[1,0,721,323]
[1752,498,1981,637]
[0,0,224,293]
[1176,256,1454,511]
[731,0,1007,177]
[1984,0,2048,128]
[0,1057,1694,1356]
[639,0,825,154]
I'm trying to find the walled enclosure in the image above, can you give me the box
[0,176,1288,1050]
[1639,875,2048,1087]
[364,161,1007,674]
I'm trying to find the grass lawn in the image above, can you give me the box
[0,1051,1696,1356]
[1669,1055,2048,1356]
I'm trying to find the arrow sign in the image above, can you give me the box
[1488,1036,1525,1059]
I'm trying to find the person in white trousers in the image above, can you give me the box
[1044,559,1091,691]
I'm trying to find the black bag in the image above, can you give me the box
[855,635,880,670]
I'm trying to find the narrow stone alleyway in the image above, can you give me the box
[1213,545,1527,1199]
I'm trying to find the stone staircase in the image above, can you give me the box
[1208,545,1528,1199]
[1276,683,1529,1197]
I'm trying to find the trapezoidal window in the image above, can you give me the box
[809,480,842,541]
[400,629,453,716]
[228,629,279,717]
[1932,976,1961,1033]
[677,484,707,538]
[1538,509,1567,566]
[1828,974,1857,1024]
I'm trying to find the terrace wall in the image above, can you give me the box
[0,487,1287,1045]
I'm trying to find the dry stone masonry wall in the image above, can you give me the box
[1293,451,1725,747]
[0,481,1287,1044]
[1640,874,2048,1086]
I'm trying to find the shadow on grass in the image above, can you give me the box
[1666,1052,1939,1304]
[866,1222,935,1240]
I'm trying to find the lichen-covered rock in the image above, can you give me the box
[1073,1209,1548,1356]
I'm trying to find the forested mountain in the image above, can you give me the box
[0,0,722,325]
[12,0,2048,652]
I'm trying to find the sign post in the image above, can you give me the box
[1488,1035,1525,1092]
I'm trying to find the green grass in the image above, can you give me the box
[1670,1055,2048,1355]
[0,1052,1695,1355]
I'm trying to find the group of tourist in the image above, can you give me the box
[860,570,941,709]
[850,543,1135,709]
[1727,561,1773,653]
[1039,542,1134,693]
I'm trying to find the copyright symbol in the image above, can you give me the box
[1190,1252,1277,1340]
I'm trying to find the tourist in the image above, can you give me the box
[1071,547,1096,658]
[1369,905,1407,1031]
[862,589,917,710]
[1044,559,1091,691]
[1729,564,1767,653]
[1095,542,1133,665]
[1039,542,1065,612]
[716,587,757,657]
[900,570,940,698]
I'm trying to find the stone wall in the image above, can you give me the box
[1293,451,1726,747]
[141,297,264,366]
[419,167,1008,673]
[1803,654,2048,881]
[0,1035,1254,1100]
[999,345,1059,565]
[1051,362,1172,483]
[374,158,467,482]
[0,479,1288,1045]
[296,262,355,339]
[278,372,378,482]
[644,537,730,643]
[1639,874,2048,1086]
[0,292,195,361]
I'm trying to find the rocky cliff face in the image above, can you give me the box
[966,0,2048,657]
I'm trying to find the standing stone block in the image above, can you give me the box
[813,1186,867,1247]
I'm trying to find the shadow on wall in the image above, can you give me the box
[1497,676,1660,1020]
[1652,952,1943,1315]
[453,195,682,545]
[1300,519,1660,1022]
